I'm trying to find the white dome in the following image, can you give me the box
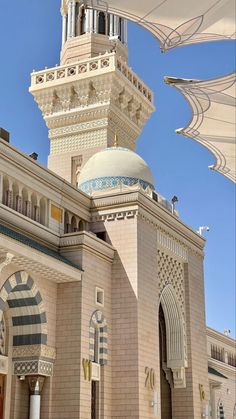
[78,147,154,194]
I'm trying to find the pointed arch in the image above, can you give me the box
[160,284,186,388]
[89,310,108,365]
[0,271,47,348]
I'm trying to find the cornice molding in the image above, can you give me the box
[12,344,56,361]
[91,189,205,255]
[0,140,91,213]
[208,359,236,376]
[207,327,236,347]
[60,231,115,263]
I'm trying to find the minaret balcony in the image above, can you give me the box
[30,52,153,105]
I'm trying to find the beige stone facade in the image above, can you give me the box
[0,1,235,418]
[1,139,235,418]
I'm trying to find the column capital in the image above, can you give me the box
[28,375,45,395]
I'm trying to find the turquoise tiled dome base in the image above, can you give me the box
[80,176,154,194]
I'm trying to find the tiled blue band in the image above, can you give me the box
[80,176,154,194]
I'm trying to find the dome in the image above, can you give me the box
[78,147,154,195]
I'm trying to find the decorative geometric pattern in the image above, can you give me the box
[12,344,56,361]
[158,250,187,363]
[13,359,53,377]
[89,310,108,365]
[49,119,107,140]
[50,129,107,154]
[157,229,188,261]
[158,251,184,307]
[0,271,47,348]
[80,176,154,194]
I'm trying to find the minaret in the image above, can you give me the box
[29,0,154,186]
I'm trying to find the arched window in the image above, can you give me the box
[71,216,77,232]
[78,220,85,232]
[89,310,108,365]
[89,311,107,419]
[64,211,70,234]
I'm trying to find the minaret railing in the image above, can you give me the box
[30,53,153,103]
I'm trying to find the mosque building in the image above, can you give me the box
[0,1,235,418]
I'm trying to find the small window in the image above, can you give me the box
[95,287,104,306]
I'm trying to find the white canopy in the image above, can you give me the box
[82,0,235,51]
[165,73,236,183]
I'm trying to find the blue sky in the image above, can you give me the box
[0,1,235,336]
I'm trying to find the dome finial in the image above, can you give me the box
[114,133,118,147]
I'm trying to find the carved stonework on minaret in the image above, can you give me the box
[29,1,154,183]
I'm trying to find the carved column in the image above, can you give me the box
[5,179,13,208]
[62,14,67,46]
[113,15,119,37]
[93,10,98,33]
[71,0,76,37]
[109,14,114,36]
[34,206,40,223]
[124,19,128,45]
[33,196,41,223]
[25,200,32,218]
[5,189,13,208]
[67,1,73,38]
[28,375,45,419]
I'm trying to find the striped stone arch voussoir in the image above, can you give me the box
[0,271,47,347]
[89,310,108,365]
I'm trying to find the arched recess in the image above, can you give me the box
[0,271,47,349]
[89,310,108,365]
[160,284,187,388]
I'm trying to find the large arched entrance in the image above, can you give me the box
[0,270,50,419]
[159,303,172,418]
[159,284,187,390]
